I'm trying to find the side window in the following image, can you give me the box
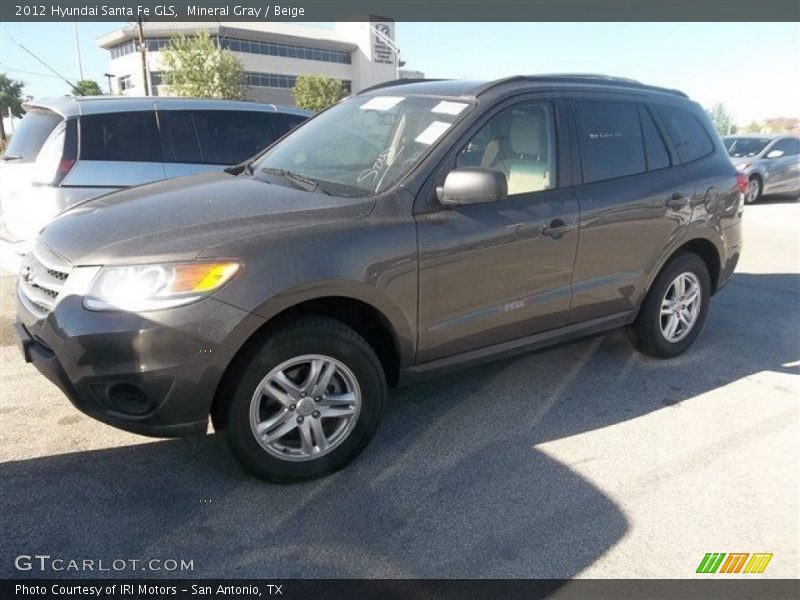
[272,113,307,138]
[575,101,645,183]
[79,111,162,162]
[656,105,714,164]
[164,112,202,163]
[770,138,800,156]
[456,102,556,196]
[191,111,276,165]
[640,107,670,171]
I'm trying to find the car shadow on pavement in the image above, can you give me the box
[1,271,797,578]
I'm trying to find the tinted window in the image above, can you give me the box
[4,109,63,162]
[80,111,161,162]
[723,137,771,157]
[164,112,202,163]
[656,105,714,164]
[640,107,670,170]
[272,113,307,138]
[770,138,800,156]
[575,101,645,183]
[456,102,556,196]
[190,111,275,165]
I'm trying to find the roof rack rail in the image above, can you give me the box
[474,73,688,98]
[357,78,448,95]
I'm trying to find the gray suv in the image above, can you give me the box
[15,75,744,481]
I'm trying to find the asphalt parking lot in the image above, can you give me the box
[0,198,798,579]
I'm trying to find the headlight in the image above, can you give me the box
[83,261,240,312]
[736,163,750,172]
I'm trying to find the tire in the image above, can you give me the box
[630,253,711,358]
[745,176,762,204]
[224,315,387,482]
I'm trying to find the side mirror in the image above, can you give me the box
[436,168,508,206]
[766,149,785,159]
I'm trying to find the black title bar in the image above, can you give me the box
[2,0,799,22]
[3,579,800,600]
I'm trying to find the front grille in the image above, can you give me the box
[18,242,73,320]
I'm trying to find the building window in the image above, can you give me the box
[118,76,133,92]
[244,72,352,92]
[109,34,353,66]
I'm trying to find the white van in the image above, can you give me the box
[0,96,309,271]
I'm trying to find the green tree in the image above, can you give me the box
[160,32,245,100]
[73,79,104,96]
[745,121,762,133]
[291,75,344,112]
[0,73,26,145]
[706,103,734,136]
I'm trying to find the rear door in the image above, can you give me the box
[568,95,696,321]
[161,110,279,178]
[67,110,166,188]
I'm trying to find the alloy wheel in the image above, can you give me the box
[249,354,362,461]
[660,272,702,343]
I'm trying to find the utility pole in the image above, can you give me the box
[137,18,150,96]
[104,73,115,94]
[73,22,84,81]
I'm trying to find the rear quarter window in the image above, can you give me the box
[189,110,276,165]
[4,108,63,162]
[272,113,307,138]
[656,105,714,164]
[79,111,162,162]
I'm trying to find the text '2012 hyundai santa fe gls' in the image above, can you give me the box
[15,75,744,481]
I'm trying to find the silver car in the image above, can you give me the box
[0,96,309,271]
[723,134,800,203]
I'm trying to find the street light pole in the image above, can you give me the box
[73,22,84,81]
[137,18,150,96]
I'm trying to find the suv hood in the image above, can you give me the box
[38,171,372,265]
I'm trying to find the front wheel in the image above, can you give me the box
[630,253,711,358]
[224,316,387,482]
[745,176,762,204]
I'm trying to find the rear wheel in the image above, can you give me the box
[630,253,711,358]
[224,316,387,482]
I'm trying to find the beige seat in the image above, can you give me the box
[497,112,550,195]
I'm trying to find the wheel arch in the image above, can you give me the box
[210,291,410,430]
[645,237,723,300]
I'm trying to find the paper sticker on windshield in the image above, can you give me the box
[359,96,404,111]
[432,101,468,116]
[415,121,452,145]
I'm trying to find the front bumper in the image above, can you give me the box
[15,290,264,438]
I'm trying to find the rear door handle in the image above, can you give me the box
[666,192,690,209]
[542,219,574,238]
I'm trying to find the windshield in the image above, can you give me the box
[252,95,472,197]
[3,108,63,162]
[723,137,771,158]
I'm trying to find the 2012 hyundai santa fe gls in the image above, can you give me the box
[15,75,744,481]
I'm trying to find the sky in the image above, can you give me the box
[1,21,798,125]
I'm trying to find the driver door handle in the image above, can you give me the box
[542,219,574,238]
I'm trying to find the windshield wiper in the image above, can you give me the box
[260,167,331,194]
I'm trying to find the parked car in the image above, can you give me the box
[0,96,310,270]
[15,75,743,481]
[722,134,800,203]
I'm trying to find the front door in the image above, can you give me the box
[415,99,579,363]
